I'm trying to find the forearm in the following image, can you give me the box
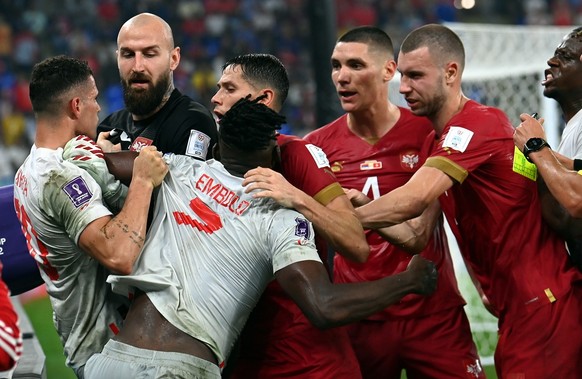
[530,148,582,217]
[105,151,138,186]
[84,176,154,274]
[309,272,417,328]
[356,186,427,229]
[375,200,441,254]
[277,262,416,329]
[293,194,368,262]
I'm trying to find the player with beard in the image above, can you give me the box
[96,13,217,159]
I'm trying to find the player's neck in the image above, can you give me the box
[34,120,76,150]
[433,93,468,135]
[347,101,400,144]
[559,98,582,124]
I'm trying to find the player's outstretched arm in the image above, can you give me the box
[244,167,369,262]
[78,147,168,274]
[345,188,442,254]
[275,255,437,329]
[356,166,453,229]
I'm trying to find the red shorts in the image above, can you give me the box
[230,325,361,379]
[347,306,484,379]
[495,285,582,379]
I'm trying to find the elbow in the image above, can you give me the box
[105,257,134,275]
[352,244,370,263]
[339,240,370,264]
[301,294,346,329]
[303,307,340,330]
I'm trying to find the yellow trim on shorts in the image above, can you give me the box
[424,156,469,184]
[313,183,345,206]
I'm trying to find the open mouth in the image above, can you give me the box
[541,69,555,86]
[338,90,356,100]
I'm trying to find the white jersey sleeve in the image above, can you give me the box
[13,146,127,376]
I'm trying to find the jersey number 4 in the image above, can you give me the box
[173,197,223,234]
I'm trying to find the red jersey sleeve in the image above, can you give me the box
[277,134,344,205]
[424,101,514,184]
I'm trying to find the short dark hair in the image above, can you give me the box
[29,55,93,116]
[218,96,285,151]
[400,24,465,71]
[337,26,394,57]
[222,54,289,111]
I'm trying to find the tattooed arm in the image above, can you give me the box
[78,147,167,274]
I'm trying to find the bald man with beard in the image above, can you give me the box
[96,13,218,159]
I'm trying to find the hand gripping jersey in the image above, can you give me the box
[305,109,465,319]
[97,89,217,159]
[424,100,582,321]
[107,155,322,367]
[12,145,129,376]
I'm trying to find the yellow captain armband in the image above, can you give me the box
[512,146,537,181]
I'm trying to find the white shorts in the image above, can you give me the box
[84,340,221,379]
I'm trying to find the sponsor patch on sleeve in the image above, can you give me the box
[186,130,211,159]
[442,126,474,153]
[305,144,330,169]
[294,217,311,239]
[62,176,93,208]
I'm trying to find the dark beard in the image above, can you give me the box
[122,72,171,117]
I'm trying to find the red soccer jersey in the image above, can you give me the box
[305,108,465,319]
[232,134,361,378]
[424,100,582,321]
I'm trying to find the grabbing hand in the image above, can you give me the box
[243,167,303,208]
[513,113,546,151]
[133,146,168,188]
[405,255,437,295]
[97,130,122,153]
[344,188,371,207]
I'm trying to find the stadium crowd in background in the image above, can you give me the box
[1,0,582,184]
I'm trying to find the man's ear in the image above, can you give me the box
[68,97,81,119]
[259,89,276,108]
[212,143,220,160]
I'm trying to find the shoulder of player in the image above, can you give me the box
[448,101,512,133]
[166,97,217,134]
[304,115,348,144]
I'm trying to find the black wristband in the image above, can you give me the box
[574,159,582,171]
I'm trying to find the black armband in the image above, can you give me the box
[573,159,582,171]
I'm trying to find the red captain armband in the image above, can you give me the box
[574,159,582,172]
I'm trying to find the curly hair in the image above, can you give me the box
[218,96,285,151]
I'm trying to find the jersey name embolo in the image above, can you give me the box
[194,172,251,216]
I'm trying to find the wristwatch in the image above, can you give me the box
[523,137,550,163]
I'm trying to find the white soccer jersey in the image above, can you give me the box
[557,109,582,159]
[13,145,129,376]
[108,155,322,366]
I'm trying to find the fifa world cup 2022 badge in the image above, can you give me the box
[294,217,311,245]
[63,176,92,208]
